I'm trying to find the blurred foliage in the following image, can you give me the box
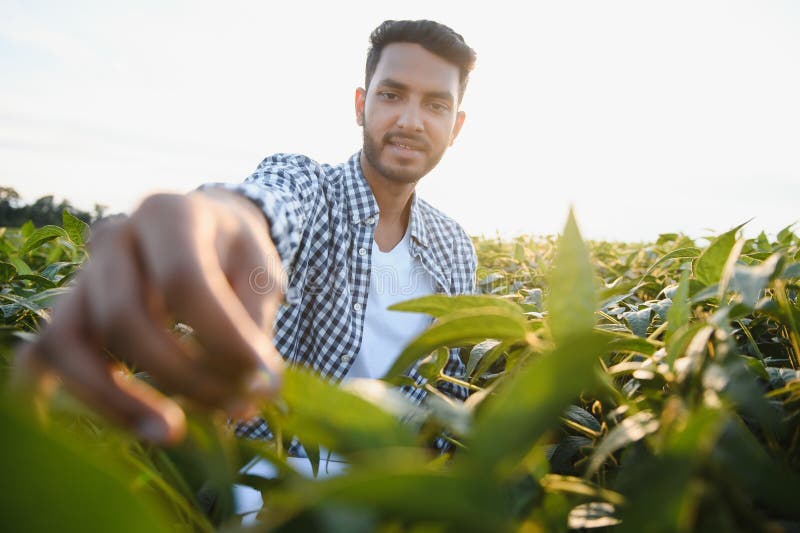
[1,210,800,532]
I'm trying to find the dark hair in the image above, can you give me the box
[365,20,476,103]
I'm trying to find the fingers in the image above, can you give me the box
[225,235,282,331]
[26,281,186,443]
[212,190,286,331]
[132,193,284,396]
[82,226,235,408]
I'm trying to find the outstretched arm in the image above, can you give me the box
[14,189,285,444]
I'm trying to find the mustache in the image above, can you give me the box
[382,132,430,151]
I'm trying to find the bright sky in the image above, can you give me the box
[2,0,799,241]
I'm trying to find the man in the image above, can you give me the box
[17,20,477,446]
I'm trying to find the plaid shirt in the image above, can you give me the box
[213,152,477,440]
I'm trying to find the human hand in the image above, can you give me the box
[14,189,285,444]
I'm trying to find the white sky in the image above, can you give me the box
[1,0,799,241]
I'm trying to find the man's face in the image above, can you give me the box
[356,42,466,184]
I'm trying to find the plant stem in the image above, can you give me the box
[437,373,483,392]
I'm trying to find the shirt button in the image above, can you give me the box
[366,216,376,225]
[358,247,367,256]
[353,303,362,311]
[341,355,352,363]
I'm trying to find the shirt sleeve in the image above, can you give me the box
[200,153,324,282]
[459,230,478,295]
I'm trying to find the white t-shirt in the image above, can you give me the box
[345,226,435,380]
[235,226,436,522]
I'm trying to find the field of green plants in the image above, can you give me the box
[2,211,800,532]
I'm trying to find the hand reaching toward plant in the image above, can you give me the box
[14,190,285,444]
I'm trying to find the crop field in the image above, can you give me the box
[1,211,800,532]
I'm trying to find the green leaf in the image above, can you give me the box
[649,299,671,321]
[527,491,572,532]
[707,360,781,436]
[20,225,69,255]
[389,293,524,318]
[666,270,691,342]
[20,220,35,237]
[421,389,472,436]
[6,255,33,275]
[779,262,800,280]
[711,417,800,519]
[675,325,715,383]
[741,355,769,380]
[521,288,543,311]
[472,342,520,383]
[478,272,505,286]
[777,223,796,244]
[280,368,414,455]
[270,459,509,532]
[549,436,593,473]
[621,308,652,338]
[690,282,719,304]
[305,441,321,478]
[548,209,596,344]
[716,237,746,301]
[693,223,747,286]
[0,398,173,533]
[562,405,601,435]
[415,348,449,381]
[773,281,800,369]
[466,332,607,476]
[340,378,424,422]
[514,242,526,262]
[0,261,17,281]
[595,329,659,356]
[15,274,57,290]
[0,287,72,319]
[466,338,502,377]
[637,247,700,284]
[656,233,680,245]
[667,323,708,365]
[755,230,770,250]
[156,417,238,527]
[25,287,72,308]
[40,261,80,281]
[0,235,16,256]
[586,410,660,477]
[730,254,782,307]
[614,408,726,533]
[543,475,624,505]
[382,308,529,383]
[62,210,90,246]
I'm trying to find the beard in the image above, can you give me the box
[361,125,445,184]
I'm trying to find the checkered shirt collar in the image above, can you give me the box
[344,151,430,249]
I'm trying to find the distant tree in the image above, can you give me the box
[93,203,108,221]
[0,187,21,206]
[0,187,95,228]
[0,187,25,227]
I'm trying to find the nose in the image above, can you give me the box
[396,102,424,132]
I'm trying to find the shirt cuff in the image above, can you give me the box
[198,182,302,304]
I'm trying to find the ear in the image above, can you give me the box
[355,87,366,126]
[449,110,466,146]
